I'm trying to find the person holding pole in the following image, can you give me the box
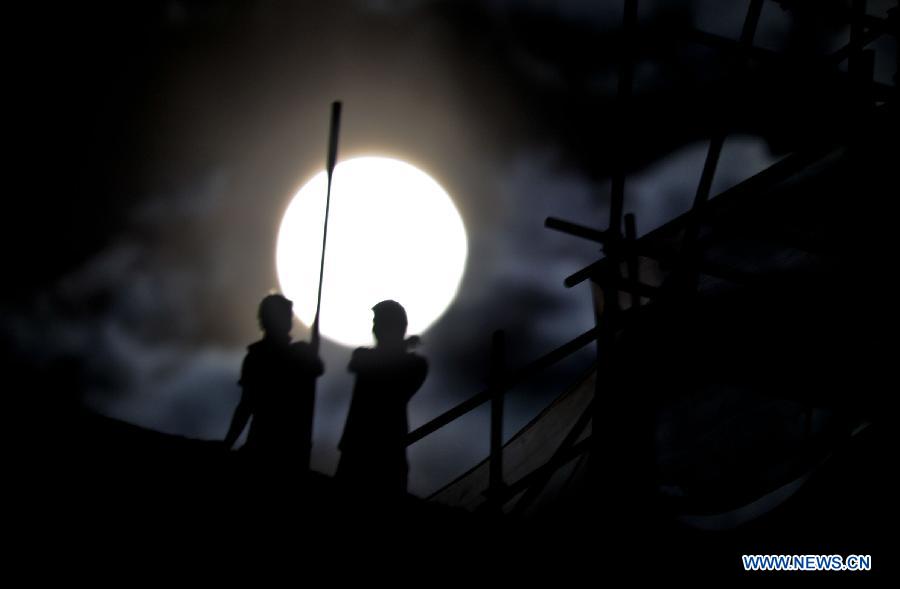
[224,101,341,475]
[224,293,324,473]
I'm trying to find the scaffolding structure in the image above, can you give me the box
[403,0,897,519]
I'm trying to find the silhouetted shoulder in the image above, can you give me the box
[348,347,376,372]
[245,340,265,355]
[237,341,265,386]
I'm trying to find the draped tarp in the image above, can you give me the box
[429,368,594,512]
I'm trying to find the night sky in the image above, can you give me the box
[5,0,896,496]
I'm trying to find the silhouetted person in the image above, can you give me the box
[336,300,427,500]
[224,294,324,472]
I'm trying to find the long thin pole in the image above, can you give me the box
[311,101,342,353]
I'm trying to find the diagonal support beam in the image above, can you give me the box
[681,0,764,258]
[545,217,609,243]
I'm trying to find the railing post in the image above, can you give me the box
[624,213,640,309]
[488,329,506,511]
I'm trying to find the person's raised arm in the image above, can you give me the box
[295,341,325,376]
[403,355,428,403]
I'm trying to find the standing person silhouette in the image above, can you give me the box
[336,300,428,500]
[224,294,324,473]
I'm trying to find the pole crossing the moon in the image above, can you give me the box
[311,101,342,353]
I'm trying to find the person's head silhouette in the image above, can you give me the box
[258,293,293,338]
[371,300,407,348]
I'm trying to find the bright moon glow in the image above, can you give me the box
[276,157,468,347]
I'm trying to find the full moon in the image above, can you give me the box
[276,156,468,347]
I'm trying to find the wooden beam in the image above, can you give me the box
[545,217,608,243]
[609,0,639,239]
[591,271,661,299]
[562,145,836,289]
[740,0,764,45]
[546,217,677,262]
[681,0,764,263]
[828,22,884,66]
[624,213,641,309]
[688,15,893,70]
